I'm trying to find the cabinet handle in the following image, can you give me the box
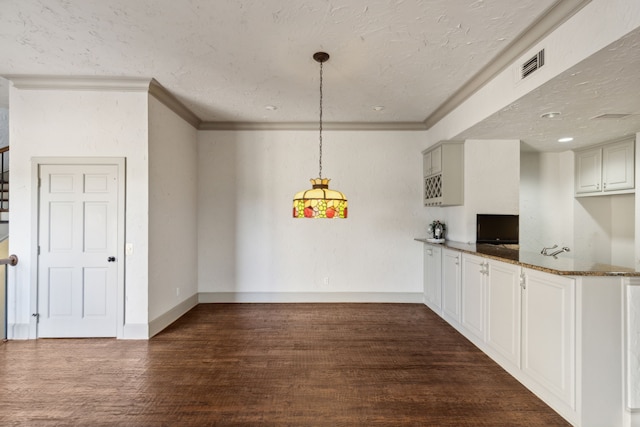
[480,262,489,275]
[520,272,526,289]
[603,183,607,189]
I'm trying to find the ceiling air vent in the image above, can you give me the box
[591,113,632,120]
[521,49,545,79]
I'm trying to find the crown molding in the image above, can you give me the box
[199,121,427,131]
[423,0,592,129]
[148,79,202,129]
[4,75,152,91]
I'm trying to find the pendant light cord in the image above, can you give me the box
[318,60,323,179]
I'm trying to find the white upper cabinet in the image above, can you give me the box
[575,147,602,194]
[429,145,442,176]
[422,141,464,206]
[602,139,635,191]
[575,138,635,196]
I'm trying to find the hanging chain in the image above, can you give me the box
[318,60,323,179]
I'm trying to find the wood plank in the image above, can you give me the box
[0,304,570,426]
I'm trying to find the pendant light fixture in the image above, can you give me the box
[293,52,348,219]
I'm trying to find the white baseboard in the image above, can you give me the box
[8,294,421,340]
[198,292,423,303]
[9,323,30,339]
[121,322,149,340]
[148,294,199,338]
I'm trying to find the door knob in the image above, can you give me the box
[108,256,116,262]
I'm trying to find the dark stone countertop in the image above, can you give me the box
[415,238,640,277]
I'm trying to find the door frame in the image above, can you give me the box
[30,157,126,338]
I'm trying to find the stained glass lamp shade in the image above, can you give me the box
[292,52,348,219]
[293,178,348,218]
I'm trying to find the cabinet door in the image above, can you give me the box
[603,139,634,192]
[423,245,442,312]
[486,260,521,368]
[461,254,486,340]
[442,249,461,323]
[423,150,433,177]
[575,147,602,194]
[521,269,575,408]
[430,145,442,175]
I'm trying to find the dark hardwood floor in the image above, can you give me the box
[0,303,570,426]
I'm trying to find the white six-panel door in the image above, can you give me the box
[37,164,119,337]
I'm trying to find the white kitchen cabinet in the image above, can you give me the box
[521,268,575,409]
[442,249,461,324]
[485,260,522,369]
[423,244,442,313]
[460,253,486,340]
[423,145,442,177]
[461,253,522,360]
[603,139,635,191]
[420,244,628,426]
[575,147,602,194]
[422,141,464,206]
[575,138,635,196]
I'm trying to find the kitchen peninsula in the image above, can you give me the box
[416,238,640,276]
[416,238,639,427]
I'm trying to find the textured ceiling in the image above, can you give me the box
[0,0,558,123]
[3,0,635,153]
[455,26,640,151]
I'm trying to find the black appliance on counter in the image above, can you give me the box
[476,214,519,244]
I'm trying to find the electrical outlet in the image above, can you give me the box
[176,287,180,297]
[323,277,329,285]
[125,243,134,255]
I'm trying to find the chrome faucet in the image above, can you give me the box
[541,245,571,259]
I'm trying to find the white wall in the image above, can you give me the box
[574,194,635,268]
[426,139,520,244]
[8,87,150,338]
[197,130,426,301]
[611,194,635,267]
[148,96,198,322]
[520,148,635,268]
[520,151,574,254]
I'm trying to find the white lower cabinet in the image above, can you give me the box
[461,253,522,367]
[442,249,461,324]
[460,254,487,340]
[423,245,442,313]
[521,268,575,410]
[423,247,627,426]
[485,260,522,369]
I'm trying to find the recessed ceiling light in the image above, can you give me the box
[558,137,574,143]
[265,105,277,111]
[540,112,561,119]
[372,106,385,111]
